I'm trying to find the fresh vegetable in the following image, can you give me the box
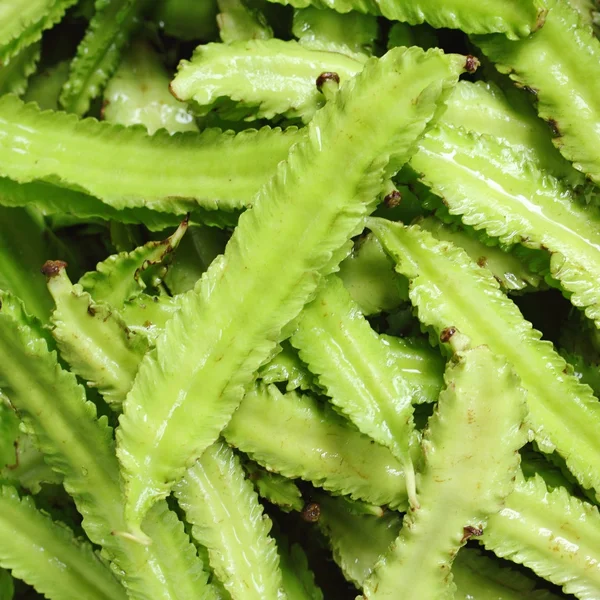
[1,3,600,599]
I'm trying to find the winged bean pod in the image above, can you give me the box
[262,0,546,38]
[481,474,600,598]
[369,219,600,501]
[170,39,364,122]
[102,39,198,134]
[474,0,600,184]
[410,125,600,326]
[175,442,286,600]
[0,95,300,214]
[291,7,377,57]
[117,46,468,532]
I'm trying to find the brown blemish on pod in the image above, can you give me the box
[533,7,549,32]
[6,440,19,470]
[461,525,483,542]
[547,119,561,137]
[100,99,110,120]
[168,81,181,101]
[41,260,68,278]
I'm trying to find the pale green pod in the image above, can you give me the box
[60,0,151,116]
[171,39,364,122]
[420,216,544,293]
[291,274,418,504]
[481,474,600,599]
[1,391,62,494]
[0,177,185,231]
[45,265,149,407]
[0,485,127,600]
[0,291,216,600]
[0,0,78,63]
[411,124,600,326]
[78,219,188,307]
[316,492,402,587]
[292,7,378,58]
[175,442,286,600]
[0,206,54,323]
[275,535,324,600]
[453,549,565,600]
[162,224,228,295]
[103,39,198,134]
[378,334,444,405]
[262,0,546,38]
[0,95,301,214]
[443,80,582,186]
[117,47,467,532]
[338,233,408,315]
[568,0,600,34]
[10,181,236,230]
[217,0,273,43]
[361,345,527,599]
[244,461,304,512]
[23,60,71,111]
[0,433,63,494]
[137,501,220,600]
[0,41,40,97]
[224,384,408,510]
[474,0,600,184]
[368,219,600,501]
[257,342,317,393]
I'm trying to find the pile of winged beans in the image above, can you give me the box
[0,0,600,598]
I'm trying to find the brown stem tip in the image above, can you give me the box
[464,55,479,74]
[41,260,68,278]
[301,502,321,523]
[384,190,402,208]
[316,72,340,91]
[440,326,457,344]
